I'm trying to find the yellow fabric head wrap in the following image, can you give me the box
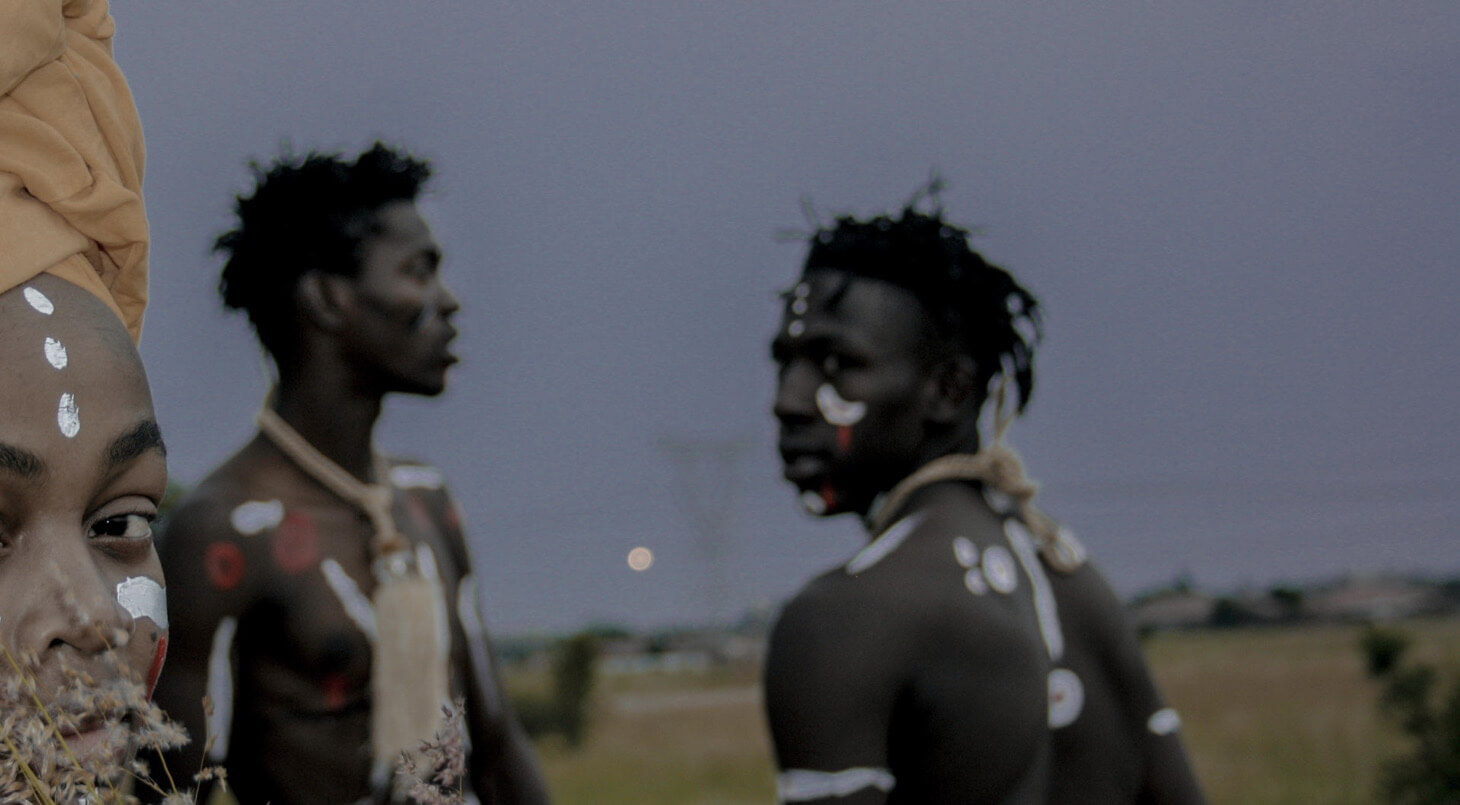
[0,0,148,342]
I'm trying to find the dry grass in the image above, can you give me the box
[524,618,1460,805]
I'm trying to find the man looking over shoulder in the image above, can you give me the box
[154,144,549,804]
[766,194,1205,803]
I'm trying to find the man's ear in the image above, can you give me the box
[923,353,979,425]
[295,272,354,333]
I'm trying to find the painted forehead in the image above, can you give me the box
[779,269,930,343]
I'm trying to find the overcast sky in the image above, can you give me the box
[116,3,1459,634]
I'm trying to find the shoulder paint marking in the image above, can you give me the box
[1148,707,1182,736]
[1048,668,1085,729]
[457,574,503,717]
[115,576,168,629]
[981,545,1019,594]
[1004,519,1065,662]
[57,392,80,438]
[952,537,978,568]
[778,768,896,802]
[229,499,285,535]
[43,337,67,369]
[389,464,445,490]
[845,513,927,575]
[23,287,54,315]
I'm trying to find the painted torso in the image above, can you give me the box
[157,436,474,805]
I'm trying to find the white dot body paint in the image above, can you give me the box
[815,383,867,427]
[798,490,826,515]
[981,545,1019,594]
[23,286,54,315]
[115,576,168,629]
[963,569,988,595]
[1148,707,1182,736]
[43,337,67,369]
[793,282,811,298]
[787,319,806,338]
[790,298,809,315]
[1048,668,1085,729]
[952,537,978,568]
[57,392,80,438]
[229,499,284,535]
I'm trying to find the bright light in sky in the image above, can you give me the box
[627,547,654,572]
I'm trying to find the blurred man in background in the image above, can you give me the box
[155,144,549,804]
[766,194,1205,803]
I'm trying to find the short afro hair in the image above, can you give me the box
[216,142,432,360]
[801,199,1042,414]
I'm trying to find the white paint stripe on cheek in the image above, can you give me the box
[115,576,168,629]
[57,392,80,438]
[43,337,68,369]
[815,383,866,427]
[23,287,54,315]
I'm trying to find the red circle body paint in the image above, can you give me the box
[272,511,320,574]
[820,479,837,513]
[205,541,245,591]
[321,672,350,710]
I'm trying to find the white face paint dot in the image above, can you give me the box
[627,547,654,571]
[230,499,285,535]
[1148,707,1182,736]
[1048,668,1085,729]
[57,392,80,438]
[23,287,54,315]
[981,545,1018,594]
[790,298,809,315]
[952,537,978,568]
[43,337,68,369]
[793,282,811,298]
[815,383,867,427]
[963,569,988,595]
[787,319,806,338]
[799,490,826,515]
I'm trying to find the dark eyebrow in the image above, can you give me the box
[0,442,45,481]
[106,420,166,472]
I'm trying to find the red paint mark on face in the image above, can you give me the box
[205,541,245,591]
[272,512,320,574]
[145,635,168,699]
[820,480,837,514]
[836,425,853,453]
[321,672,349,710]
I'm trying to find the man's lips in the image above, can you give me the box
[780,449,830,485]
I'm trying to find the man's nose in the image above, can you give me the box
[773,360,819,424]
[437,282,461,318]
[29,539,133,657]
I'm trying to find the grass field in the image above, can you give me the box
[514,618,1460,804]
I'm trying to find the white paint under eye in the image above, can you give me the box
[981,545,1019,594]
[952,537,978,568]
[798,490,826,515]
[115,576,168,629]
[43,337,67,369]
[206,616,238,761]
[1148,707,1182,736]
[389,464,445,489]
[320,558,377,640]
[229,499,284,535]
[1048,668,1085,729]
[787,319,805,337]
[23,287,54,315]
[57,392,80,438]
[846,513,926,575]
[815,383,866,427]
[778,768,895,802]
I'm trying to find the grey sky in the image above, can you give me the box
[118,3,1459,633]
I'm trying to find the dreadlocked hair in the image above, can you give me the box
[802,202,1042,413]
[216,142,432,361]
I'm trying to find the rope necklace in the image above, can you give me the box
[865,381,1086,573]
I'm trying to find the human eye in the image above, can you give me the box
[88,507,156,559]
